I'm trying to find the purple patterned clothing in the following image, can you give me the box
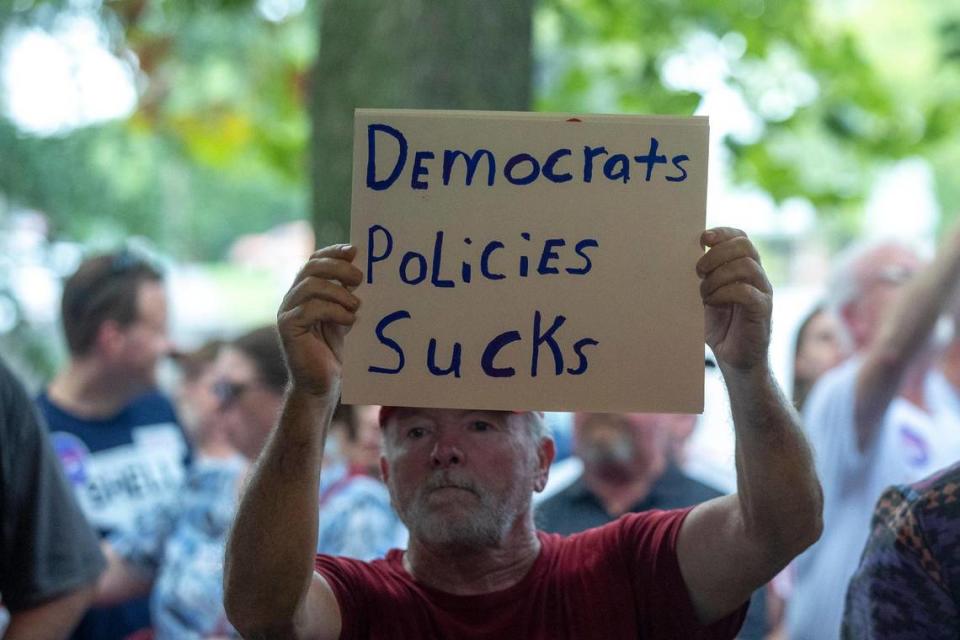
[843,460,960,638]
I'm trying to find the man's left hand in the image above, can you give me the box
[696,227,772,370]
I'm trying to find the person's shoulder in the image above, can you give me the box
[867,465,960,560]
[314,549,406,587]
[658,464,724,503]
[126,389,178,419]
[538,510,693,585]
[123,390,187,450]
[535,475,583,514]
[534,475,604,535]
[549,508,692,550]
[191,455,248,487]
[616,508,693,532]
[803,357,862,418]
[902,462,960,532]
[0,358,40,436]
[540,475,584,506]
[0,357,22,399]
[326,475,391,508]
[34,388,87,434]
[346,474,390,495]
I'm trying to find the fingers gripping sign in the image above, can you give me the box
[278,244,364,397]
[696,228,772,370]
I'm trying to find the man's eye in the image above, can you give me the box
[469,421,494,432]
[406,427,426,439]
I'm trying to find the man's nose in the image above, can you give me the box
[430,438,464,468]
[159,336,176,358]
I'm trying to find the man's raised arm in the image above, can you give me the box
[223,244,362,640]
[677,228,823,624]
[854,221,960,452]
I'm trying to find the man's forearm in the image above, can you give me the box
[224,387,334,634]
[856,227,960,449]
[724,363,823,557]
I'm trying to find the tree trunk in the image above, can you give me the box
[309,0,534,245]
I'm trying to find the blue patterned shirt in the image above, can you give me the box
[316,474,407,561]
[110,456,247,640]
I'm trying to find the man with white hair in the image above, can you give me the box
[787,223,960,640]
[224,228,823,639]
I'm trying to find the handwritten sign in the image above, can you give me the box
[342,109,708,413]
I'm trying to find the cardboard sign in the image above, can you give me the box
[342,109,708,413]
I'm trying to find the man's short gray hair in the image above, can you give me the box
[826,237,926,312]
[824,236,926,349]
[514,411,550,443]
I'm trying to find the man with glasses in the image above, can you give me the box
[37,250,190,640]
[787,223,960,639]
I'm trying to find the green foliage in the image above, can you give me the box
[536,0,960,237]
[2,0,960,260]
[0,0,314,260]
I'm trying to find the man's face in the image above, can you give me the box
[381,409,552,549]
[114,281,170,387]
[574,413,667,481]
[846,245,924,350]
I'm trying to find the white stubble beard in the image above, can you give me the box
[391,469,532,549]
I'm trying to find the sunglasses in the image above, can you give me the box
[213,379,258,408]
[866,264,917,288]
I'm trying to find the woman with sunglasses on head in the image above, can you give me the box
[93,326,287,640]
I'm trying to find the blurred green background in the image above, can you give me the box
[2,0,959,379]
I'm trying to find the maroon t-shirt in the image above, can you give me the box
[314,508,747,639]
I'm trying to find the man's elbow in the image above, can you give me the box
[224,598,291,640]
[802,479,825,546]
[227,617,297,640]
[223,580,265,638]
[748,480,823,566]
[792,507,823,556]
[775,481,824,558]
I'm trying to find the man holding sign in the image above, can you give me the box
[223,226,823,638]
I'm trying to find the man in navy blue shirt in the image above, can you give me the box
[536,411,768,638]
[37,250,190,640]
[537,412,718,534]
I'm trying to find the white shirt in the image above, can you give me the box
[787,358,960,639]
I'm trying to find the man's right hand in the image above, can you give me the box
[277,244,363,398]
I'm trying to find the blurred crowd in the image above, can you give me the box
[4,216,960,639]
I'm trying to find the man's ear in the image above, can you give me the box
[95,319,126,359]
[533,437,556,493]
[379,454,390,484]
[841,303,863,345]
